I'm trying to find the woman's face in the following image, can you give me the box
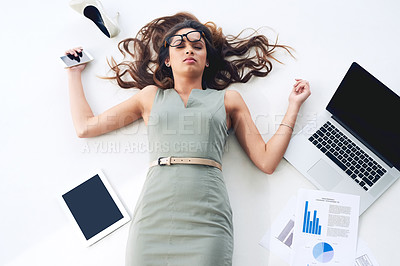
[165,28,208,80]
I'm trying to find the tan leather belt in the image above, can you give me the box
[150,156,222,171]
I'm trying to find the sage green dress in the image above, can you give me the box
[125,88,233,266]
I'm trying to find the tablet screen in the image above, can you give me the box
[62,174,125,241]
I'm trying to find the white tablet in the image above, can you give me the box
[60,169,130,247]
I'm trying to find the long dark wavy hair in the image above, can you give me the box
[104,12,293,90]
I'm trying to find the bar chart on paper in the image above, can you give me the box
[302,201,322,235]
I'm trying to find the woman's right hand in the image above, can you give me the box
[65,47,87,73]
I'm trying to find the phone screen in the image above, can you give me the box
[60,50,93,68]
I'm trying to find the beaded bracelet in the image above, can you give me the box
[280,123,294,131]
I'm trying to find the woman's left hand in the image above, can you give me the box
[289,79,311,108]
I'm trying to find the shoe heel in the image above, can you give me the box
[102,10,120,38]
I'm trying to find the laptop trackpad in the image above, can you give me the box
[307,159,344,190]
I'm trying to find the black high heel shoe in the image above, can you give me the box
[69,0,120,38]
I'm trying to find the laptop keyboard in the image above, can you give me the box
[308,121,387,191]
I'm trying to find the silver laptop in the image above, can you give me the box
[284,62,400,215]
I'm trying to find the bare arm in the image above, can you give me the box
[226,79,311,174]
[65,47,151,138]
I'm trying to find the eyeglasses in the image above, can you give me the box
[164,30,205,47]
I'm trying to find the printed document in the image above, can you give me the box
[291,189,359,265]
[259,195,379,266]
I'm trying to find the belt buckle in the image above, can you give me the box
[158,156,172,166]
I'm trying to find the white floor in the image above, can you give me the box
[1,0,400,265]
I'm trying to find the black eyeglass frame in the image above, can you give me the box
[164,30,206,48]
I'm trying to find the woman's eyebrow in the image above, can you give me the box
[179,39,205,46]
[193,39,205,45]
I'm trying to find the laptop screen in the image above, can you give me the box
[326,62,400,169]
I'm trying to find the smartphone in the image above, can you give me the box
[60,50,94,68]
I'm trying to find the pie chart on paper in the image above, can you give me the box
[312,242,334,263]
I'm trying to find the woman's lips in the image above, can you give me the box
[184,57,196,63]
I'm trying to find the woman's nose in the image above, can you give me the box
[186,49,194,55]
